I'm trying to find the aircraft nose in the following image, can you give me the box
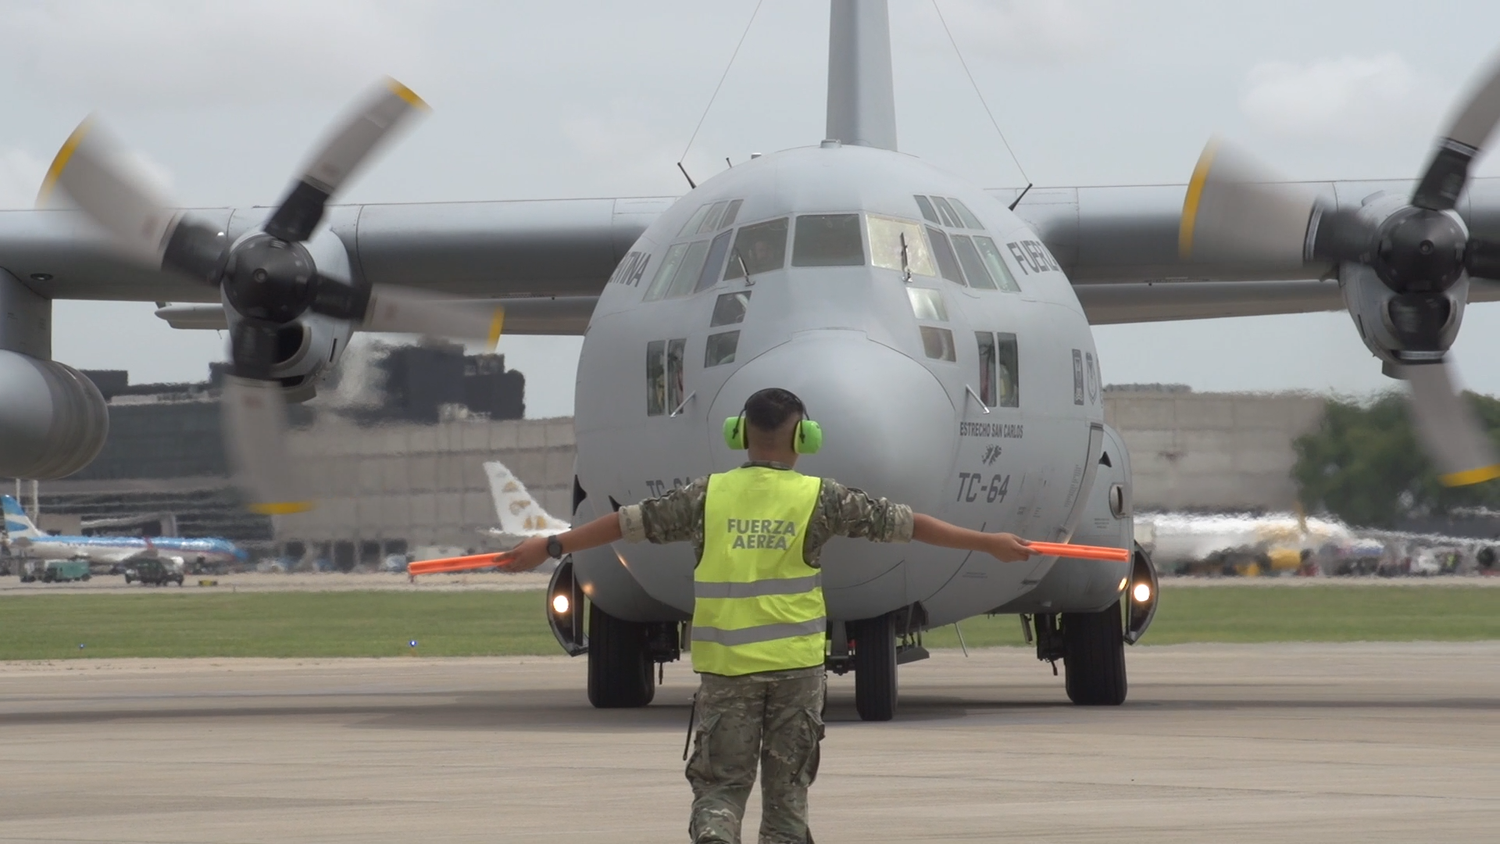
[711,332,956,509]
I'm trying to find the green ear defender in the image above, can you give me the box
[722,389,824,455]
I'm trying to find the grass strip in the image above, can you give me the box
[2,585,1498,660]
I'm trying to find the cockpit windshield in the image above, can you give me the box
[792,214,864,267]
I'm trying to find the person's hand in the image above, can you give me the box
[987,532,1032,563]
[501,536,551,572]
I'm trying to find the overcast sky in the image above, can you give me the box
[7,0,1500,416]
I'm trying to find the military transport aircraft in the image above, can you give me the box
[6,0,1500,720]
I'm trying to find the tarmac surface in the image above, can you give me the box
[2,643,1498,843]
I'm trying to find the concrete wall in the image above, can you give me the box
[273,416,575,550]
[1104,388,1326,511]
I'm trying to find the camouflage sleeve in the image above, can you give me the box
[618,477,709,545]
[814,479,914,543]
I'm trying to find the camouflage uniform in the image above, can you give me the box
[618,461,913,844]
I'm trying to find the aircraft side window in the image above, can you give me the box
[725,218,789,279]
[972,236,1021,293]
[646,340,667,416]
[697,201,730,234]
[996,332,1019,407]
[678,204,712,237]
[948,197,985,229]
[711,291,751,327]
[951,235,998,290]
[694,230,734,294]
[868,214,935,277]
[666,338,686,412]
[906,287,948,322]
[705,331,740,367]
[976,331,997,406]
[645,243,689,301]
[919,326,956,362]
[914,195,940,224]
[665,240,712,298]
[792,214,864,267]
[720,199,744,229]
[926,227,966,285]
[931,197,963,228]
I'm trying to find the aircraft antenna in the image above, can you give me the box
[930,0,1032,186]
[677,0,767,178]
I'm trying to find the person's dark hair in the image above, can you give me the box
[744,388,806,433]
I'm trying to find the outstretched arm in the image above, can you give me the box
[912,513,1032,562]
[503,512,621,572]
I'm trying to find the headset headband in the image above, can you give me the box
[723,388,822,454]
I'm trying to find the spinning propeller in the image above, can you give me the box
[41,79,505,513]
[1180,59,1500,486]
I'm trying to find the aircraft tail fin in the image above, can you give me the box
[2,495,43,540]
[483,461,569,537]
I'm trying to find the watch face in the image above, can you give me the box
[547,536,563,558]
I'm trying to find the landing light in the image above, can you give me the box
[1132,582,1152,603]
[552,593,571,614]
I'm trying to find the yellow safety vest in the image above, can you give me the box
[693,466,826,675]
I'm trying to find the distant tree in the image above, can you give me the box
[1293,391,1500,528]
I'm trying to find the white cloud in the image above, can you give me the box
[1239,53,1442,142]
[0,0,434,108]
[921,0,1113,64]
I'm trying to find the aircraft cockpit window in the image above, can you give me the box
[678,204,713,237]
[931,197,962,228]
[711,291,751,327]
[724,218,789,280]
[646,340,667,415]
[907,287,948,321]
[720,199,744,229]
[664,240,712,298]
[973,236,1021,293]
[951,235,998,290]
[693,230,734,294]
[792,214,864,267]
[644,243,689,300]
[975,332,1019,407]
[919,326,956,362]
[949,198,984,229]
[868,214,935,277]
[926,227,966,285]
[666,339,686,411]
[705,331,740,367]
[914,195,940,224]
[697,201,731,234]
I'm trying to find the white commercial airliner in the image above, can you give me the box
[7,1,1500,719]
[3,495,245,568]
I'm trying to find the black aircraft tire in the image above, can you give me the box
[586,601,656,708]
[1063,601,1127,706]
[851,612,898,722]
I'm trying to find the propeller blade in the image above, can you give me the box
[220,375,314,515]
[1413,53,1500,211]
[39,118,229,284]
[1401,361,1500,486]
[263,78,429,243]
[1179,138,1324,265]
[356,285,507,347]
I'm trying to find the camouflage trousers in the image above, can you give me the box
[686,667,825,844]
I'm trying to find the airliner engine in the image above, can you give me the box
[0,351,107,478]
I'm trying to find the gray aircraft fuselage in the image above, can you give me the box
[571,142,1134,627]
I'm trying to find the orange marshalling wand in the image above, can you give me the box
[408,551,519,576]
[1025,541,1130,562]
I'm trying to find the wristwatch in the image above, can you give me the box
[546,535,565,559]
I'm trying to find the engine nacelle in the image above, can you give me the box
[0,351,109,479]
[219,229,355,403]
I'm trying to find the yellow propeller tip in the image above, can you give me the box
[1179,137,1221,260]
[386,78,428,111]
[250,501,316,516]
[37,118,94,207]
[486,306,506,350]
[1439,465,1500,487]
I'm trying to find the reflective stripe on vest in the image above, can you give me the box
[694,467,825,676]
